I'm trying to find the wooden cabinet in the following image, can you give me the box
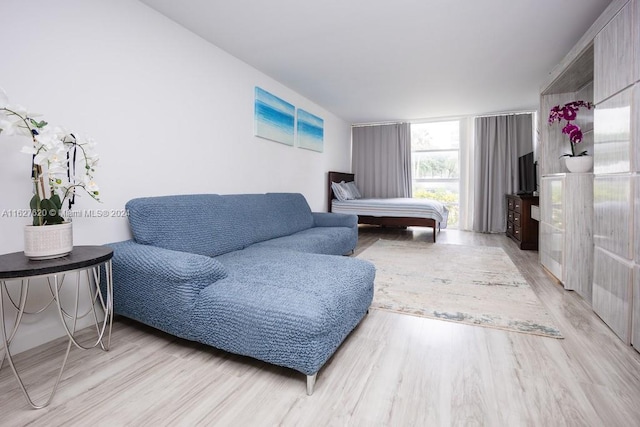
[505,194,539,250]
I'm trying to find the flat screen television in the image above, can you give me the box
[517,151,536,195]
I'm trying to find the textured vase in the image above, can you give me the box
[565,156,593,173]
[23,222,73,260]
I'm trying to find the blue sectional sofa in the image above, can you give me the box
[108,193,375,394]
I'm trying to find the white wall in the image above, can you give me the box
[0,0,351,353]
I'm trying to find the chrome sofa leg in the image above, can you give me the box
[306,373,317,395]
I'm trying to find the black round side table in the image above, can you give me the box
[0,245,114,409]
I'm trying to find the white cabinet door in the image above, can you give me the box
[540,176,565,282]
[563,174,594,299]
[594,0,634,104]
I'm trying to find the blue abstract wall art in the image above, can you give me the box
[296,109,324,152]
[254,87,295,146]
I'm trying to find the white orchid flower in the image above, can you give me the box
[77,136,99,159]
[33,127,60,150]
[85,155,100,170]
[0,109,32,137]
[34,144,67,166]
[1,104,32,129]
[83,176,99,192]
[0,108,14,133]
[82,176,100,200]
[47,161,68,178]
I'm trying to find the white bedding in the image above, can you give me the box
[331,198,449,228]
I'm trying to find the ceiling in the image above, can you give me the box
[139,0,612,124]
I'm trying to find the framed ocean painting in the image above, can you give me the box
[296,109,324,152]
[254,87,295,146]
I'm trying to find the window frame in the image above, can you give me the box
[410,121,461,228]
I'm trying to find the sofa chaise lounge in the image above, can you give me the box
[107,193,375,394]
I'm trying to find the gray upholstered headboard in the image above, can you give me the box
[327,171,355,212]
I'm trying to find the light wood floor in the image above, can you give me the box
[2,227,640,426]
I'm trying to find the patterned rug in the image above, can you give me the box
[358,239,562,338]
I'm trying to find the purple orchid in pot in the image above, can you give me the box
[548,100,594,173]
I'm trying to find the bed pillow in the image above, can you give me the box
[331,181,350,201]
[345,181,362,199]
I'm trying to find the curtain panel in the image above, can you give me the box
[458,117,476,231]
[472,114,533,233]
[351,123,412,198]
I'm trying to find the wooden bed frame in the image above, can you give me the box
[327,171,441,242]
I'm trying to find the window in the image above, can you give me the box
[411,121,460,227]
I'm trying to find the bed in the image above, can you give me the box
[327,171,449,242]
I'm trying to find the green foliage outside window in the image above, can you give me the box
[413,187,459,227]
[413,153,459,179]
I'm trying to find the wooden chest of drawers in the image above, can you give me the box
[506,194,539,250]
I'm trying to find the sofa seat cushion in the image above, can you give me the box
[250,226,356,255]
[191,248,375,375]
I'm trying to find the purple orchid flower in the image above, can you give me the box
[548,100,594,156]
[561,105,577,121]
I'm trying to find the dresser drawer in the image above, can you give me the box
[513,226,522,241]
[513,199,522,213]
[508,198,515,211]
[507,211,514,223]
[513,211,521,227]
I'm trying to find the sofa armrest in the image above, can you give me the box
[108,240,228,338]
[312,212,358,228]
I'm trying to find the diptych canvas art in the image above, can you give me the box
[254,87,324,152]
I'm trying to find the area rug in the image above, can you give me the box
[358,239,562,338]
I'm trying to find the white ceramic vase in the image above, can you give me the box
[564,155,593,173]
[23,222,73,260]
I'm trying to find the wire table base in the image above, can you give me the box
[0,246,113,409]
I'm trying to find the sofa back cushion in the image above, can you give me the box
[126,193,314,257]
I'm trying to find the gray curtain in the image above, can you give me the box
[473,114,533,233]
[352,123,412,198]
